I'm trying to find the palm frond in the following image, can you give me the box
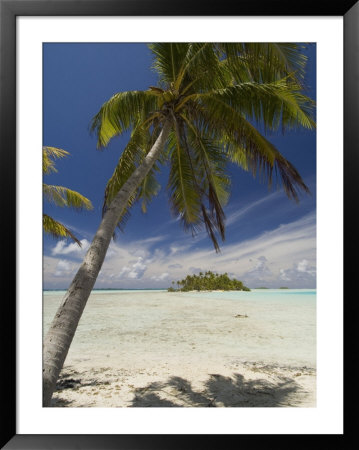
[90,90,158,148]
[148,43,190,86]
[102,123,159,205]
[182,115,231,206]
[183,118,230,249]
[200,78,315,133]
[43,146,69,174]
[168,116,228,252]
[137,165,161,213]
[101,126,148,232]
[175,43,231,92]
[102,123,164,232]
[216,43,309,85]
[191,100,309,201]
[43,214,82,246]
[166,130,202,230]
[43,184,93,210]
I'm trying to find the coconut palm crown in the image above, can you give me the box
[43,146,93,245]
[91,43,315,251]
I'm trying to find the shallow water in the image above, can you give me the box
[43,289,316,370]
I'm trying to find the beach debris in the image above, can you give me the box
[56,378,82,390]
[234,314,248,318]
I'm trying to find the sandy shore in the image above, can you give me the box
[53,361,315,407]
[44,290,316,407]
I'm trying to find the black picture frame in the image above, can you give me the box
[1,0,356,448]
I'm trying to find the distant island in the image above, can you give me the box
[255,286,289,289]
[168,271,250,292]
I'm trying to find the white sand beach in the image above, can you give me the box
[43,289,316,407]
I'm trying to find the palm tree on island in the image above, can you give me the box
[43,43,315,405]
[168,271,250,292]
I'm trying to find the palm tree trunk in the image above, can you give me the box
[43,120,171,406]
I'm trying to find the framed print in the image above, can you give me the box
[1,0,357,448]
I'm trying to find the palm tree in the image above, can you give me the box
[43,146,93,245]
[43,43,315,405]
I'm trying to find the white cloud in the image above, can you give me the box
[150,212,316,288]
[53,259,75,278]
[44,212,316,289]
[135,235,168,246]
[57,260,71,271]
[118,257,148,280]
[297,259,316,275]
[51,239,90,256]
[118,266,131,277]
[279,269,291,281]
[151,272,169,282]
[278,259,316,286]
[242,256,273,283]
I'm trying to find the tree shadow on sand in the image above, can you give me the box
[131,373,304,407]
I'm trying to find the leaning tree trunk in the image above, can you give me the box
[43,120,171,406]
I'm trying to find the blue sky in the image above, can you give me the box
[43,43,316,289]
